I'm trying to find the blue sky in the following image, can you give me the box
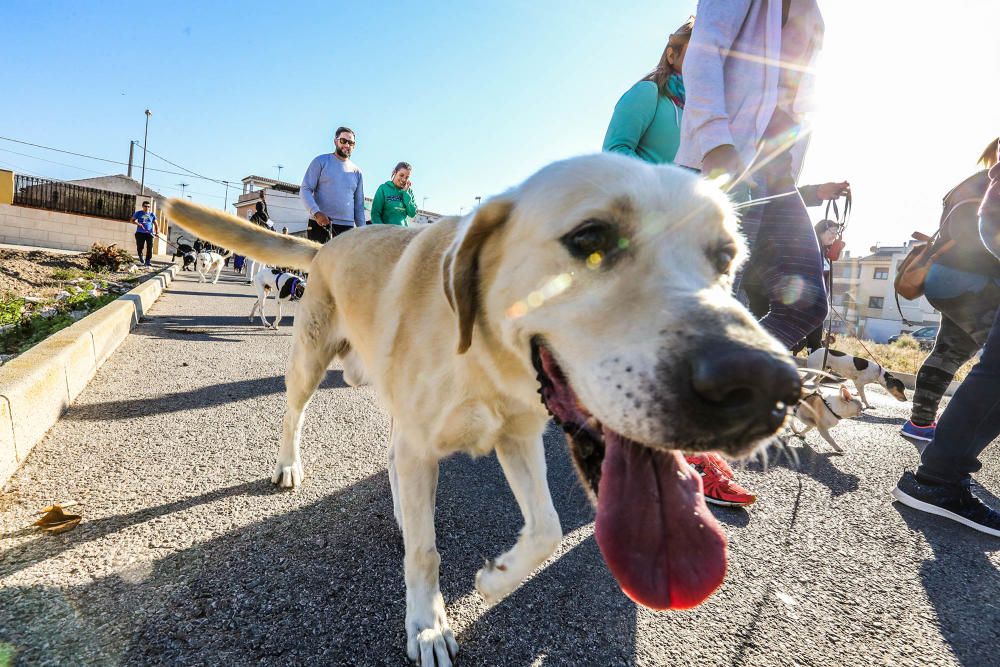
[2,1,999,254]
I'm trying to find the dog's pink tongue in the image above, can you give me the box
[594,431,727,610]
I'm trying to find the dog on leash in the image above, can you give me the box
[249,267,306,329]
[195,251,228,284]
[172,238,197,271]
[807,347,907,408]
[166,153,802,665]
[791,384,864,453]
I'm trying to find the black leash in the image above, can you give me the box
[820,191,851,372]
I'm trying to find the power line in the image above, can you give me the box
[0,146,227,198]
[0,135,245,186]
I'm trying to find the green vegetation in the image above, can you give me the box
[0,288,119,356]
[803,334,975,382]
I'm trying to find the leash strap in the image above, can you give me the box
[805,390,844,420]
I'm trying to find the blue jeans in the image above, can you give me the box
[918,305,1000,487]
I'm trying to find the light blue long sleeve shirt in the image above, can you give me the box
[300,154,366,227]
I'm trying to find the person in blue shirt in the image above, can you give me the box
[130,201,156,266]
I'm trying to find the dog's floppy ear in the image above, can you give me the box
[442,197,515,354]
[839,385,852,402]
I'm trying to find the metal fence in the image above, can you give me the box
[13,174,135,221]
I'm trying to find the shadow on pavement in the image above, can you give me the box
[857,413,906,426]
[894,505,1000,667]
[0,479,279,579]
[63,371,347,421]
[748,440,861,497]
[166,290,254,299]
[0,425,641,665]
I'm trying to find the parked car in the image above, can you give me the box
[888,325,939,349]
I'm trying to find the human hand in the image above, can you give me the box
[315,212,331,227]
[815,181,850,201]
[702,144,754,188]
[404,179,413,190]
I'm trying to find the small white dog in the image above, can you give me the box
[806,347,907,409]
[249,267,306,329]
[791,384,863,453]
[195,251,227,284]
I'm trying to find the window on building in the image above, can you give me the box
[869,296,884,308]
[874,268,889,280]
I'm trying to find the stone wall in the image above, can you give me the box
[0,202,167,255]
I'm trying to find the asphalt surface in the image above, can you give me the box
[1,266,998,667]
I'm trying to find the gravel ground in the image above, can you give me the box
[0,248,154,300]
[1,267,998,666]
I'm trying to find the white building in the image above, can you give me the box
[831,242,940,343]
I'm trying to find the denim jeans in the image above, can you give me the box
[910,270,1000,426]
[917,304,1000,487]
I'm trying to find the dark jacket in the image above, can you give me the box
[936,171,1000,278]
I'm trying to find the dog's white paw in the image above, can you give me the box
[475,558,519,606]
[272,459,303,488]
[406,609,458,666]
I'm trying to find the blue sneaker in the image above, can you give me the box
[901,420,936,442]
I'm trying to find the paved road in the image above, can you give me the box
[1,267,998,667]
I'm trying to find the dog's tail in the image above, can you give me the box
[164,199,320,270]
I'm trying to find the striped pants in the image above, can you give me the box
[734,152,828,349]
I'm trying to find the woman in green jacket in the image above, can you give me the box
[602,18,692,164]
[371,161,418,226]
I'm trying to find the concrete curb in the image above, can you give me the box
[0,265,177,487]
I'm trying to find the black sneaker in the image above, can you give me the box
[892,471,1000,537]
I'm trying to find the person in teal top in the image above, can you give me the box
[602,17,692,164]
[371,161,418,226]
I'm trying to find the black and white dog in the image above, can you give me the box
[172,238,197,271]
[807,348,908,408]
[249,267,306,329]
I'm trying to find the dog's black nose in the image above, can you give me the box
[690,348,801,422]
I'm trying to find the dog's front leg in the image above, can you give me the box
[855,381,871,409]
[275,300,283,329]
[476,435,562,606]
[395,439,459,666]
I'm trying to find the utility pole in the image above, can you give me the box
[127,141,135,178]
[274,164,284,181]
[459,206,466,216]
[422,196,430,210]
[475,196,481,208]
[177,182,189,198]
[222,181,230,211]
[139,110,151,197]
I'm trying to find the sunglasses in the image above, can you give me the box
[337,138,356,146]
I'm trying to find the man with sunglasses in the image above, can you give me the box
[301,127,366,242]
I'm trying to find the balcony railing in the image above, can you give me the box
[13,174,135,221]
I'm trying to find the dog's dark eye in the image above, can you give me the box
[561,220,619,264]
[710,242,738,274]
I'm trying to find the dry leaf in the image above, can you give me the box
[32,504,82,534]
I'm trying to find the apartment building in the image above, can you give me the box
[828,242,940,342]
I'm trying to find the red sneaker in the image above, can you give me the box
[686,454,756,507]
[704,452,735,479]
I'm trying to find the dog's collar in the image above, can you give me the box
[809,391,843,420]
[288,276,302,301]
